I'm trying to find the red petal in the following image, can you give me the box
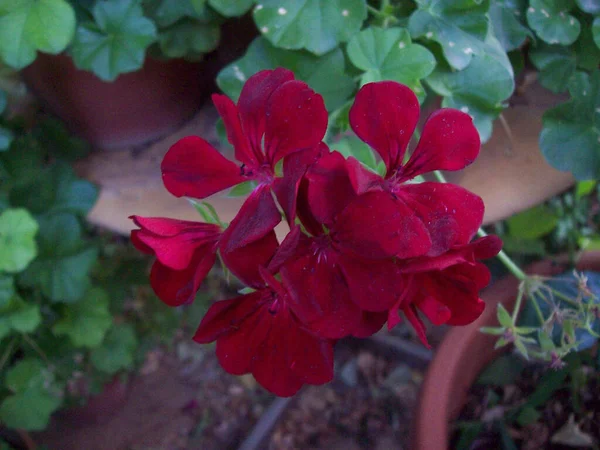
[130,230,153,254]
[161,136,245,199]
[403,304,431,348]
[305,151,357,226]
[238,68,295,155]
[272,145,324,225]
[264,80,328,165]
[193,291,263,343]
[281,252,361,339]
[398,182,484,255]
[416,295,452,326]
[472,235,503,259]
[346,156,383,194]
[267,226,311,274]
[150,248,216,306]
[212,93,260,167]
[401,109,480,179]
[131,216,220,270]
[349,82,419,172]
[221,230,279,288]
[219,184,281,252]
[352,311,388,338]
[338,256,404,311]
[333,191,431,259]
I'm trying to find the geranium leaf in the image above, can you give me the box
[529,43,576,93]
[408,0,490,70]
[346,27,435,101]
[90,324,138,374]
[33,118,90,161]
[227,180,257,198]
[52,288,112,347]
[0,127,13,152]
[0,275,14,308]
[593,17,600,49]
[217,37,355,110]
[526,0,580,46]
[333,136,377,171]
[70,0,157,81]
[157,19,220,59]
[0,0,76,69]
[0,296,41,340]
[507,204,559,239]
[0,209,38,273]
[143,0,202,27]
[253,0,367,56]
[576,0,600,13]
[540,71,600,180]
[426,36,514,142]
[0,90,5,114]
[496,303,513,327]
[208,0,254,17]
[489,0,533,51]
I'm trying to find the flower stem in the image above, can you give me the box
[512,285,525,322]
[433,170,527,281]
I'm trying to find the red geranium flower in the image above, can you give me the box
[161,68,328,252]
[343,81,485,258]
[193,266,334,397]
[130,215,278,305]
[388,235,503,347]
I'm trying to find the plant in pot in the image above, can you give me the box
[0,0,255,149]
[0,91,187,446]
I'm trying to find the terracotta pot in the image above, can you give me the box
[20,53,212,150]
[412,251,600,450]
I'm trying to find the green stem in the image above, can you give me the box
[0,337,17,373]
[512,285,525,322]
[530,291,548,325]
[22,333,50,366]
[432,170,527,281]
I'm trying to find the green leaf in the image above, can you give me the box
[0,209,38,273]
[227,180,257,198]
[0,126,15,151]
[157,19,219,59]
[576,0,600,13]
[497,303,513,327]
[52,288,112,347]
[489,0,532,52]
[0,89,5,114]
[0,358,62,430]
[18,214,98,303]
[529,43,576,93]
[540,71,600,180]
[516,405,541,426]
[575,180,596,197]
[333,136,377,170]
[593,17,600,49]
[208,0,254,16]
[253,0,367,56]
[507,204,559,239]
[346,27,435,101]
[408,0,490,70]
[91,324,138,374]
[0,296,41,340]
[143,0,202,27]
[573,16,600,71]
[476,354,526,385]
[70,0,157,81]
[526,0,580,46]
[0,275,14,308]
[0,135,45,187]
[10,162,98,217]
[217,37,355,110]
[0,0,76,69]
[33,117,90,161]
[426,43,514,142]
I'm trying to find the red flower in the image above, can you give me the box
[388,236,503,347]
[193,267,334,397]
[161,69,328,252]
[130,216,221,306]
[343,81,484,258]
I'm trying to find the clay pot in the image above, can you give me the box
[20,53,212,150]
[412,251,600,450]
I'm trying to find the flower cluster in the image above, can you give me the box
[131,68,502,397]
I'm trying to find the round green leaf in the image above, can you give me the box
[0,0,76,69]
[408,0,490,70]
[158,19,219,58]
[526,0,580,46]
[540,71,600,180]
[489,0,533,51]
[4,358,47,392]
[346,27,435,101]
[91,324,138,374]
[216,37,355,110]
[0,89,6,114]
[593,17,600,49]
[0,388,62,430]
[0,127,13,151]
[52,288,112,347]
[253,0,367,56]
[575,0,600,13]
[0,275,14,308]
[143,0,202,27]
[0,296,42,340]
[507,204,559,239]
[529,44,576,93]
[208,0,254,17]
[70,0,157,81]
[0,209,38,273]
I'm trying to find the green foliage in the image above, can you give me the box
[0,209,38,273]
[91,324,138,374]
[526,0,580,46]
[540,71,600,180]
[0,0,76,69]
[489,0,532,51]
[333,135,378,171]
[208,0,254,17]
[506,204,560,239]
[253,0,367,55]
[70,0,158,81]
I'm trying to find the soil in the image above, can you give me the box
[451,352,600,450]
